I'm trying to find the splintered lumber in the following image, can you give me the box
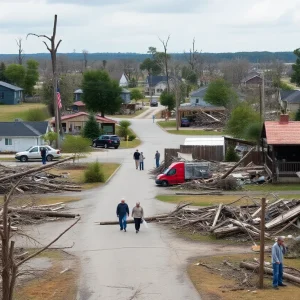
[240,262,300,284]
[221,147,255,179]
[0,156,73,183]
[8,208,78,218]
[265,205,300,229]
[213,226,241,237]
[212,203,223,227]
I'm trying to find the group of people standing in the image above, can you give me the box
[133,149,160,170]
[116,199,144,233]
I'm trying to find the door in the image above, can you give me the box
[28,146,40,159]
[97,136,105,147]
[167,168,177,185]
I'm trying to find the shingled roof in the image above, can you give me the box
[0,121,48,137]
[0,81,23,91]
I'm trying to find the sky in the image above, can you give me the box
[1,0,300,54]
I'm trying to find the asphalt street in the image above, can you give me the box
[16,120,235,300]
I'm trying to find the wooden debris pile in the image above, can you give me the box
[193,110,228,129]
[0,160,81,194]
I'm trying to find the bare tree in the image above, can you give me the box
[221,58,249,86]
[15,38,24,65]
[27,15,62,147]
[82,49,88,71]
[159,35,171,92]
[102,59,107,70]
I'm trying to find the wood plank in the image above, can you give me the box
[212,203,223,227]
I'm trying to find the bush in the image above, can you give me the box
[62,135,90,162]
[118,120,132,139]
[225,147,239,162]
[42,131,58,147]
[83,114,101,140]
[84,161,105,183]
[128,134,136,141]
[24,107,50,121]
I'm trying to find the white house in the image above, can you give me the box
[145,75,178,96]
[0,121,49,152]
[108,71,130,87]
[189,87,212,106]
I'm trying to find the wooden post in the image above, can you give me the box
[259,197,266,289]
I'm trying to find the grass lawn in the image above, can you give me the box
[116,126,141,149]
[157,120,177,128]
[167,129,224,135]
[245,184,300,192]
[0,103,47,121]
[107,107,149,119]
[188,253,300,300]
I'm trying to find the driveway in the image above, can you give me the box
[16,121,233,300]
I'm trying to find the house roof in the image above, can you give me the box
[146,75,176,87]
[108,70,129,82]
[263,120,300,145]
[0,81,23,91]
[242,72,262,83]
[51,112,117,124]
[73,101,85,107]
[74,89,83,94]
[190,87,208,98]
[0,121,48,137]
[280,90,300,104]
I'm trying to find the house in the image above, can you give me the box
[74,89,83,101]
[279,89,300,112]
[73,101,86,112]
[0,81,23,105]
[108,71,130,87]
[241,72,262,87]
[121,88,131,104]
[189,87,211,106]
[145,75,178,96]
[0,121,49,152]
[50,112,117,135]
[261,114,300,182]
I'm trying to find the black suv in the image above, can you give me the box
[92,135,120,149]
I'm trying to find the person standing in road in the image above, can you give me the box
[152,114,155,123]
[155,150,160,168]
[116,198,129,232]
[272,236,287,289]
[133,149,140,170]
[40,147,47,165]
[132,202,144,233]
[139,152,145,170]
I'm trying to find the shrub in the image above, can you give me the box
[24,107,50,121]
[62,135,90,162]
[118,120,132,139]
[84,161,105,183]
[42,131,58,147]
[83,114,101,140]
[225,147,239,162]
[128,134,136,141]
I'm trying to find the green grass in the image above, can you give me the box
[245,184,300,191]
[167,129,224,135]
[116,126,141,149]
[107,107,149,119]
[157,120,177,128]
[0,103,47,121]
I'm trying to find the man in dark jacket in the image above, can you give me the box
[40,147,47,165]
[133,149,140,170]
[116,198,129,232]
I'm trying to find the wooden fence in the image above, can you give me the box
[180,145,224,161]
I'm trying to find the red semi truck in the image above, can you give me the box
[155,161,212,186]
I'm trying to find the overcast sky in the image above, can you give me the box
[1,0,300,54]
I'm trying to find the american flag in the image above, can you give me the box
[57,88,62,109]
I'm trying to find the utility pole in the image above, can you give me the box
[261,72,265,122]
[150,69,153,105]
[259,197,266,289]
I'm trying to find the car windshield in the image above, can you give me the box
[163,168,170,175]
[25,147,33,151]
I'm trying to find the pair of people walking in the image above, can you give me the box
[133,149,145,170]
[116,199,144,233]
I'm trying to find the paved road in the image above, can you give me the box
[16,122,238,300]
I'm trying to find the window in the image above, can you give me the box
[0,92,4,99]
[168,169,176,176]
[29,147,38,153]
[196,99,199,104]
[5,138,12,146]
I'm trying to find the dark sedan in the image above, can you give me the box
[181,118,190,127]
[92,135,120,149]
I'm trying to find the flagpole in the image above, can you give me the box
[53,74,60,148]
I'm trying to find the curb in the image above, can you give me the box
[105,164,122,184]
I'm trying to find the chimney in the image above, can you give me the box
[279,114,289,124]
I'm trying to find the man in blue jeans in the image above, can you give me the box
[116,198,129,232]
[272,236,287,289]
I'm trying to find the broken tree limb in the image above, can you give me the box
[212,203,223,227]
[240,262,300,285]
[273,217,299,236]
[221,147,255,179]
[0,156,74,183]
[8,208,78,219]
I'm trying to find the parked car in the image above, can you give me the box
[155,161,212,186]
[150,99,158,107]
[181,117,190,127]
[92,135,120,149]
[15,145,61,162]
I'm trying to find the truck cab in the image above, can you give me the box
[155,161,212,186]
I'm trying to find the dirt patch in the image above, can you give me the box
[188,254,300,300]
[15,250,79,300]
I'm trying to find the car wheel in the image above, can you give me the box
[93,142,97,148]
[20,155,28,162]
[114,146,119,149]
[104,144,108,149]
[46,155,53,162]
[161,180,168,187]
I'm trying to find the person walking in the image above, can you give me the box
[133,149,140,170]
[139,152,145,170]
[132,202,144,233]
[116,198,129,232]
[40,147,47,165]
[152,114,155,123]
[272,236,287,289]
[155,150,160,168]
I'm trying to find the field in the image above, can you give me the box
[0,103,47,121]
[157,120,177,128]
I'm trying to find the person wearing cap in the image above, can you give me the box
[132,202,144,233]
[133,150,141,170]
[116,198,129,232]
[272,236,287,289]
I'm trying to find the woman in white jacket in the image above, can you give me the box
[139,152,145,171]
